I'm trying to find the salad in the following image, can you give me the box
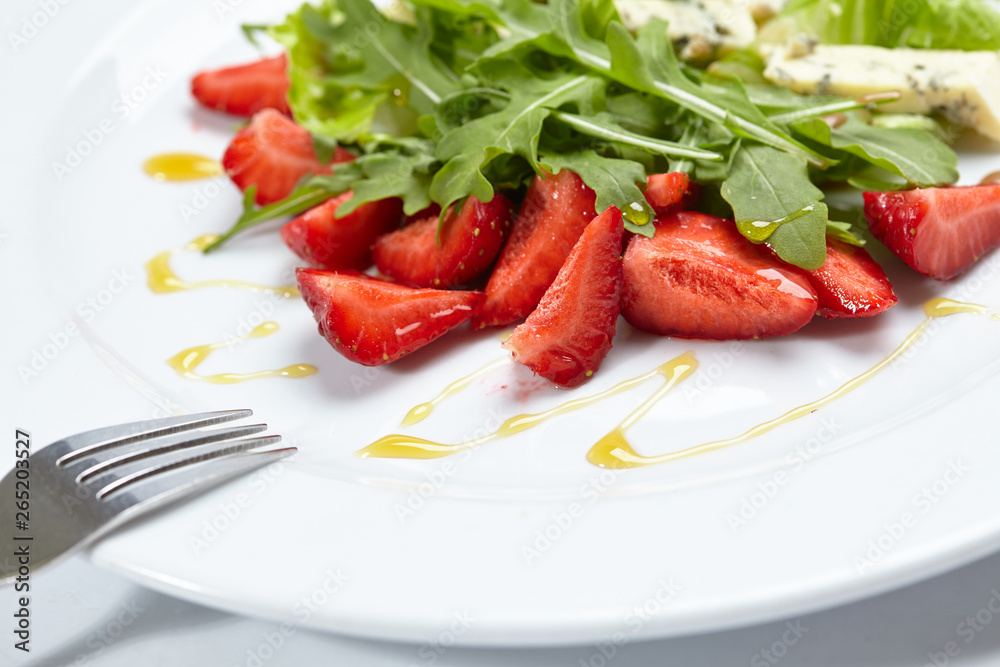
[189,0,1000,388]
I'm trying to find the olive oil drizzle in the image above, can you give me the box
[360,299,992,468]
[357,353,698,460]
[145,234,299,297]
[402,358,507,426]
[167,322,317,384]
[143,153,223,181]
[588,298,991,469]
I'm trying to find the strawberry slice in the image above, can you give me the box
[502,207,624,388]
[621,211,817,340]
[281,193,403,271]
[222,109,354,205]
[296,269,483,366]
[191,54,292,117]
[473,170,598,329]
[863,184,1000,280]
[803,238,898,318]
[644,172,691,213]
[372,194,514,288]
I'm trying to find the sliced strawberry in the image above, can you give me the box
[191,54,292,117]
[863,184,1000,280]
[644,172,691,213]
[281,193,403,271]
[803,238,898,319]
[502,207,624,388]
[222,109,354,205]
[621,212,817,340]
[297,269,483,366]
[473,170,598,329]
[372,194,514,288]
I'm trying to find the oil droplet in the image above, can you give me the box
[622,199,653,227]
[401,358,506,426]
[358,352,698,460]
[146,234,299,297]
[143,153,222,182]
[167,322,317,384]
[737,205,816,242]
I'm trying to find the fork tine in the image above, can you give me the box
[73,423,269,483]
[100,447,296,523]
[56,409,254,467]
[94,435,285,500]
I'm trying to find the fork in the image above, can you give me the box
[0,409,294,582]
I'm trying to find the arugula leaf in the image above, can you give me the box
[338,137,438,216]
[430,63,601,212]
[541,150,653,236]
[721,144,828,269]
[793,114,958,187]
[548,110,723,161]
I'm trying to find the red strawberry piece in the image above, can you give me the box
[863,184,1000,280]
[191,54,292,117]
[222,109,354,205]
[473,170,598,329]
[372,194,514,288]
[803,238,898,318]
[281,193,403,271]
[621,211,817,340]
[644,172,691,213]
[502,207,624,388]
[296,269,483,366]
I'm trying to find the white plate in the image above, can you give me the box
[8,0,1000,647]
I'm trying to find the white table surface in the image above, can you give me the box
[2,549,1000,667]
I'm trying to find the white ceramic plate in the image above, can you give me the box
[10,0,1000,647]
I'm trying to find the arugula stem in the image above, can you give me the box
[549,110,723,160]
[769,91,902,124]
[202,188,335,253]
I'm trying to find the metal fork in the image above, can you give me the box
[0,409,294,582]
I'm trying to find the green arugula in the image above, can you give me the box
[208,0,961,270]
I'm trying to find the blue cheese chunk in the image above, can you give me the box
[616,0,757,62]
[762,43,1000,142]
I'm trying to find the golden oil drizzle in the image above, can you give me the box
[167,322,316,384]
[143,153,223,181]
[402,358,507,426]
[358,353,699,460]
[589,298,992,469]
[360,298,994,469]
[145,234,299,297]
